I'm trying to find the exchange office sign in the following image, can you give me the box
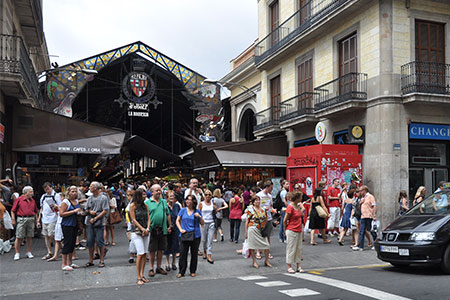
[409,123,450,140]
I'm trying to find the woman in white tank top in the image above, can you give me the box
[198,191,217,264]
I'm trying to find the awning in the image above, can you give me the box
[123,135,180,162]
[13,133,125,154]
[12,104,126,155]
[192,135,287,171]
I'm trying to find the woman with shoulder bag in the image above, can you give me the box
[308,188,331,245]
[245,195,271,269]
[129,188,151,285]
[176,195,204,278]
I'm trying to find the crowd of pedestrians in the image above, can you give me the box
[0,175,400,285]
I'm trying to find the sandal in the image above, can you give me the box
[287,267,296,274]
[148,269,155,277]
[141,277,149,283]
[111,242,116,246]
[264,262,273,268]
[105,241,111,246]
[176,273,183,278]
[268,254,274,259]
[70,264,80,269]
[42,253,52,260]
[323,239,332,243]
[310,242,317,246]
[137,278,145,286]
[98,261,105,268]
[255,253,262,260]
[62,265,74,271]
[338,241,344,246]
[253,262,259,269]
[297,268,305,273]
[84,262,94,268]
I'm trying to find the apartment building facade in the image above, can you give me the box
[0,0,50,176]
[222,0,450,227]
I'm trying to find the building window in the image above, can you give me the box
[339,33,357,94]
[415,20,446,91]
[297,57,313,109]
[270,0,279,46]
[298,0,310,26]
[415,20,445,64]
[270,75,281,122]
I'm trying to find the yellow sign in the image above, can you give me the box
[351,125,363,139]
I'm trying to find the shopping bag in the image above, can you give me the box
[242,239,250,259]
[303,219,310,233]
[3,211,13,230]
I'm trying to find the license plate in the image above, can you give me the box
[381,246,398,253]
[399,249,409,256]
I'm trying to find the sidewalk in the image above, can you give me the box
[0,219,381,296]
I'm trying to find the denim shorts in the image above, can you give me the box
[86,225,105,248]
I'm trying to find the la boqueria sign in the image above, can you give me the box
[409,123,450,140]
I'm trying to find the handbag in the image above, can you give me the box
[315,205,328,218]
[180,213,197,242]
[180,231,194,242]
[109,210,122,225]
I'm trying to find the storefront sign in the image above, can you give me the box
[315,122,326,143]
[409,123,450,140]
[128,102,149,117]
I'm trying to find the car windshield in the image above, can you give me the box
[406,190,450,216]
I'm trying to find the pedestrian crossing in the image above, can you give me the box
[238,273,412,299]
[238,274,319,298]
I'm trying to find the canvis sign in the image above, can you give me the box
[409,123,450,140]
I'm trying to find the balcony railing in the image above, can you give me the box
[0,34,40,102]
[279,92,316,122]
[401,61,450,95]
[314,72,367,111]
[255,0,349,64]
[254,106,280,131]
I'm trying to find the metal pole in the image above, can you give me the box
[86,82,89,121]
[171,79,174,153]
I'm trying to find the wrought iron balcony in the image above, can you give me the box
[279,92,316,122]
[254,106,280,131]
[255,0,350,64]
[0,34,40,103]
[314,72,367,111]
[401,61,450,95]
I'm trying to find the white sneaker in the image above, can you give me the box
[14,253,20,261]
[26,252,34,259]
[213,239,218,243]
[352,247,363,251]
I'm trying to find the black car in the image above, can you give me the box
[375,189,450,273]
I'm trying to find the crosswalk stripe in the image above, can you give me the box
[284,273,412,300]
[237,275,268,281]
[255,281,291,287]
[279,288,321,297]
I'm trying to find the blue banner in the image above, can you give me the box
[409,123,450,140]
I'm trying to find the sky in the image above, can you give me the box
[43,0,258,82]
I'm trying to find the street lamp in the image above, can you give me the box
[202,79,257,101]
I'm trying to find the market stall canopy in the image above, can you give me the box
[12,104,125,155]
[123,135,180,162]
[192,135,287,171]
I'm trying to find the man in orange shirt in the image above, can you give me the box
[353,185,376,251]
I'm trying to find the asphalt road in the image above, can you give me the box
[1,219,449,299]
